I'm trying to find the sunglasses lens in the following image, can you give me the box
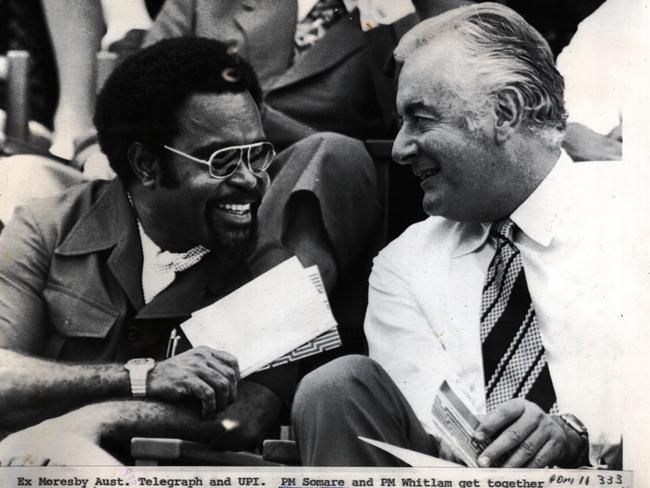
[208,142,275,178]
[248,143,275,173]
[210,148,243,177]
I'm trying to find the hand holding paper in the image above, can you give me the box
[181,257,341,377]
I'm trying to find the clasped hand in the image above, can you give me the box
[147,346,240,417]
[473,399,582,468]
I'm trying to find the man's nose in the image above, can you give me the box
[391,125,417,166]
[229,156,262,189]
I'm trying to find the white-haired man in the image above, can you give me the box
[291,3,625,468]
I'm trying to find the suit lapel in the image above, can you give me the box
[233,0,296,87]
[105,189,145,311]
[269,9,366,92]
[135,252,251,320]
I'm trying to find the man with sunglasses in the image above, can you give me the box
[0,37,377,462]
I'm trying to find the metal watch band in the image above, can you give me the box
[555,413,590,467]
[125,358,155,398]
[130,376,147,397]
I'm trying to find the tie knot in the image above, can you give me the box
[492,218,516,242]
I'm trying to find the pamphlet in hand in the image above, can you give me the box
[431,380,493,467]
[180,257,340,377]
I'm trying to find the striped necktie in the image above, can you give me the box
[480,219,558,414]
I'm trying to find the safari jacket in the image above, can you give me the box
[0,178,296,403]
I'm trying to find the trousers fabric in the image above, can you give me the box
[291,355,436,466]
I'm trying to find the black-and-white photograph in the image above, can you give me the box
[0,0,646,481]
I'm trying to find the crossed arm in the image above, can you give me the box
[0,381,280,466]
[0,346,282,452]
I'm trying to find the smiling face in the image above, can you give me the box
[392,43,510,223]
[149,91,268,256]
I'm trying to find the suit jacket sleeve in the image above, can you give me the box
[261,104,317,149]
[143,0,196,47]
[245,362,299,410]
[0,206,50,353]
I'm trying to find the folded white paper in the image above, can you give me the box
[358,436,462,467]
[181,257,339,377]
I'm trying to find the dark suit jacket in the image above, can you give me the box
[0,178,296,404]
[144,0,416,146]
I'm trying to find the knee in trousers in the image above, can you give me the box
[294,355,382,406]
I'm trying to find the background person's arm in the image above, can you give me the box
[260,104,317,149]
[563,122,623,161]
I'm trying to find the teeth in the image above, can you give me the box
[217,203,251,214]
[418,168,439,181]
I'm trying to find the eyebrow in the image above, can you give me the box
[404,101,440,119]
[193,140,265,157]
[194,141,237,155]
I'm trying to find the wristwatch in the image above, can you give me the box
[124,358,155,398]
[555,413,590,467]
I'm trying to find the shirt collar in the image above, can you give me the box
[137,221,167,269]
[510,149,574,247]
[451,149,573,257]
[451,221,491,258]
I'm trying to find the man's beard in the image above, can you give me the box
[209,213,259,263]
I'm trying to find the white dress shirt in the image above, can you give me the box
[365,151,627,462]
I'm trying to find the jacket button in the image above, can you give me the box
[126,326,139,341]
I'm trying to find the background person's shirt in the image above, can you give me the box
[556,0,643,135]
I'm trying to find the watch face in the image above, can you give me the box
[130,358,149,366]
[126,358,154,369]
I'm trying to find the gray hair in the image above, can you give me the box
[395,3,566,142]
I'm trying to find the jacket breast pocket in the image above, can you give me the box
[43,287,119,359]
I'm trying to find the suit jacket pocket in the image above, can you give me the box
[42,287,119,360]
[44,287,118,338]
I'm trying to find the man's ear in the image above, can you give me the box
[493,87,524,145]
[127,142,158,188]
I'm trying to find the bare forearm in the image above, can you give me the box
[63,381,282,450]
[0,348,129,431]
[563,122,622,161]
